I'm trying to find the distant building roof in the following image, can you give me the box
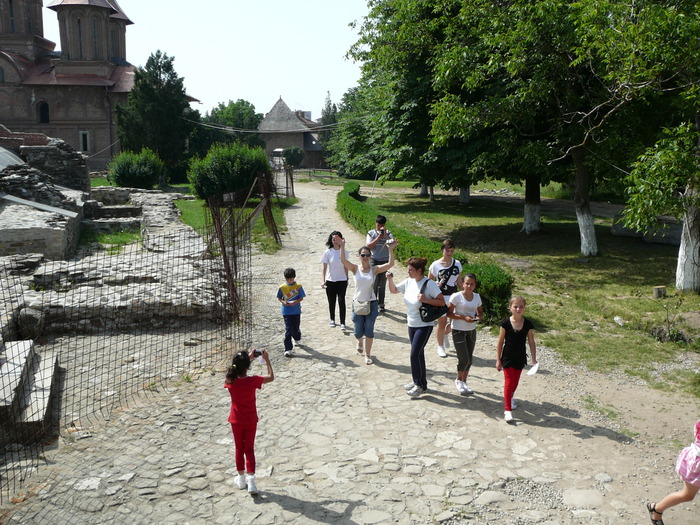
[259,98,319,132]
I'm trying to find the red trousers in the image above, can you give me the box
[503,367,522,411]
[231,423,257,473]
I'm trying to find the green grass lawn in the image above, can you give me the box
[353,185,699,397]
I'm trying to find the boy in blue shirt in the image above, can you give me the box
[276,268,305,357]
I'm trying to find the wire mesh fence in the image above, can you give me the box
[0,188,267,506]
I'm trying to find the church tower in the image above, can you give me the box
[0,0,53,60]
[47,0,132,63]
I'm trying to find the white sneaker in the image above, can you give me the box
[437,346,447,358]
[462,382,474,395]
[340,324,347,330]
[511,399,518,410]
[504,411,513,422]
[284,350,292,358]
[455,379,466,394]
[234,474,247,490]
[407,385,425,398]
[329,320,336,327]
[246,474,258,495]
[404,382,416,391]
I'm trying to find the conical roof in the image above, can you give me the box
[259,98,314,132]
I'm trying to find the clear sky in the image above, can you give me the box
[41,0,368,121]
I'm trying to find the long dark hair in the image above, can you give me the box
[225,351,251,384]
[325,230,343,248]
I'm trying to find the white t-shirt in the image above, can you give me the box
[320,248,349,282]
[353,269,376,301]
[429,259,462,303]
[396,277,442,328]
[449,292,482,331]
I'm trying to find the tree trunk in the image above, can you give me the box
[459,186,470,204]
[429,186,435,202]
[419,183,429,197]
[571,147,598,256]
[521,175,541,234]
[675,185,700,291]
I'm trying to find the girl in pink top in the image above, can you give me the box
[647,419,700,524]
[224,349,274,495]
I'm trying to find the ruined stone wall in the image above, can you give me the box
[21,140,90,193]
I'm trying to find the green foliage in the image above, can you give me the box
[187,142,271,200]
[200,99,265,150]
[624,123,700,232]
[115,50,195,179]
[282,146,305,169]
[107,148,165,189]
[337,182,513,322]
[79,227,141,254]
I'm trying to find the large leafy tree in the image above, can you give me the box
[204,99,265,149]
[116,51,195,178]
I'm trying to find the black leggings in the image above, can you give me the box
[325,280,348,324]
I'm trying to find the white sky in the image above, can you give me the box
[42,0,368,121]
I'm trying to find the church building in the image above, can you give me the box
[0,0,135,169]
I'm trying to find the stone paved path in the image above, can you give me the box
[1,181,697,524]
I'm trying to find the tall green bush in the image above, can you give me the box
[337,182,514,322]
[188,143,271,200]
[108,148,164,189]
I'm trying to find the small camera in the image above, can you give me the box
[253,349,262,357]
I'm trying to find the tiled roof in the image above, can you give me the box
[259,98,317,132]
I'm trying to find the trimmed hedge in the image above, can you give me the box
[108,148,164,189]
[337,182,514,323]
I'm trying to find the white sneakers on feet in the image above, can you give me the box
[462,382,474,395]
[455,379,466,394]
[504,411,513,422]
[246,474,258,495]
[437,345,447,358]
[340,324,347,330]
[407,385,425,398]
[234,474,246,490]
[404,382,416,390]
[329,320,336,327]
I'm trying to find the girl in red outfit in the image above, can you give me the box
[225,349,274,495]
[496,296,536,423]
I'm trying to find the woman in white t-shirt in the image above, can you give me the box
[338,237,396,364]
[387,257,444,398]
[447,273,483,395]
[320,231,349,329]
[428,239,464,358]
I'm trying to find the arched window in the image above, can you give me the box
[37,102,50,123]
[77,18,84,59]
[9,0,16,33]
[0,67,4,83]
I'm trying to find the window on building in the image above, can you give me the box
[26,3,33,34]
[0,67,4,83]
[79,131,90,153]
[77,18,83,59]
[110,28,117,59]
[93,18,99,59]
[37,102,50,123]
[9,0,16,33]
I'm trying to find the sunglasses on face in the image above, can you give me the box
[360,253,371,258]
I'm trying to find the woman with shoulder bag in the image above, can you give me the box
[339,237,396,364]
[388,257,444,397]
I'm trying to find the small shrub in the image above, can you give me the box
[463,262,514,323]
[108,148,164,189]
[187,143,271,200]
